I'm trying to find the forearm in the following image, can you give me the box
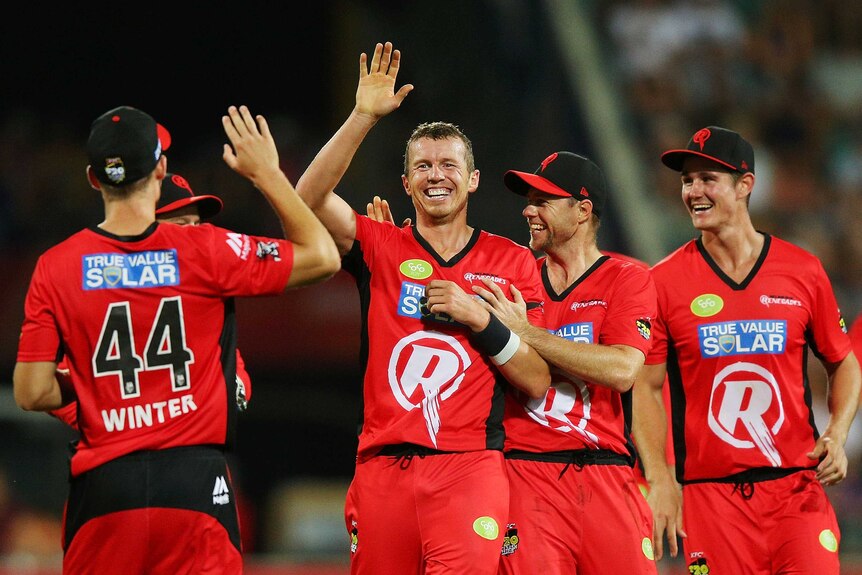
[296,110,378,210]
[520,326,641,392]
[632,363,674,485]
[497,343,551,399]
[13,361,64,411]
[469,311,550,399]
[255,168,341,287]
[822,353,862,445]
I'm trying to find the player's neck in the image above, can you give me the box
[100,197,158,237]
[545,241,602,291]
[416,218,474,261]
[700,223,764,283]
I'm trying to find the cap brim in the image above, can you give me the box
[156,195,223,219]
[503,170,573,197]
[661,150,738,172]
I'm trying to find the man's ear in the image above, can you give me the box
[737,172,755,200]
[467,169,480,194]
[402,174,411,197]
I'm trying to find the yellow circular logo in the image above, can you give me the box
[690,293,724,317]
[400,259,433,280]
[819,529,838,553]
[641,537,655,560]
[473,516,500,541]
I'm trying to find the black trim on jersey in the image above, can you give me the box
[64,445,241,551]
[682,465,815,486]
[541,255,610,301]
[412,226,481,266]
[220,297,239,447]
[620,386,638,464]
[695,233,771,290]
[486,373,507,450]
[801,339,821,442]
[342,239,372,438]
[666,339,688,482]
[506,448,633,467]
[88,221,160,242]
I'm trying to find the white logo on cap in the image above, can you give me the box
[105,157,126,184]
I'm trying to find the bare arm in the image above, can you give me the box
[807,351,861,485]
[222,105,340,288]
[424,280,550,399]
[13,361,63,411]
[632,362,685,560]
[474,280,642,392]
[295,42,414,256]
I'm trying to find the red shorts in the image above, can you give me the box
[500,457,657,575]
[345,448,508,575]
[682,470,840,575]
[63,445,242,575]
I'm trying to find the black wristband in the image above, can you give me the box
[471,314,512,357]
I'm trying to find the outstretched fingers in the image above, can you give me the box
[369,42,384,74]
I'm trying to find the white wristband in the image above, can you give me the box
[491,331,521,366]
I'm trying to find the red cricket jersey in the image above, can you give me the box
[647,235,851,482]
[343,216,545,460]
[504,255,656,456]
[17,222,292,476]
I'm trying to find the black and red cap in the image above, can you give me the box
[661,126,754,174]
[86,106,172,186]
[503,151,606,217]
[157,173,223,219]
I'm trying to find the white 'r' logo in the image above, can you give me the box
[707,361,785,466]
[524,370,599,445]
[388,331,472,446]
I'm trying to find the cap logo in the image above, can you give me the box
[692,128,711,151]
[540,152,558,172]
[170,174,193,193]
[104,157,126,184]
[740,160,749,170]
[580,186,589,198]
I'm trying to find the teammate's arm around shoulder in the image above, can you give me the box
[222,105,340,289]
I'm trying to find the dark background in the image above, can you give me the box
[0,0,600,555]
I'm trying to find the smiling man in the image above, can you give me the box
[634,126,860,575]
[295,41,550,575]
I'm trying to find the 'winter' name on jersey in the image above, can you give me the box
[698,320,786,357]
[553,322,594,343]
[83,250,179,290]
[101,393,197,432]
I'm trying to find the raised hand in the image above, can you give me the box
[221,105,280,184]
[356,42,414,121]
